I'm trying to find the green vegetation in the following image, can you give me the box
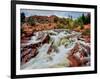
[82,29,90,36]
[21,13,90,36]
[56,13,90,30]
[21,12,25,25]
[27,17,36,26]
[73,13,90,29]
[54,13,90,36]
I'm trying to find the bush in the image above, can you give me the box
[82,29,90,35]
[27,17,35,26]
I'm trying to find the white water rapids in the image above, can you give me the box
[21,29,90,69]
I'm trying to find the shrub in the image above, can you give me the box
[27,17,35,26]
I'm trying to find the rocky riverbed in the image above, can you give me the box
[21,29,90,69]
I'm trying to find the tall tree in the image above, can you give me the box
[86,13,90,24]
[82,13,86,24]
[21,12,25,24]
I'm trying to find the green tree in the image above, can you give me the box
[82,14,86,24]
[85,13,90,24]
[21,12,25,24]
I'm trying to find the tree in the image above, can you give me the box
[85,13,90,24]
[82,14,86,24]
[80,13,90,24]
[73,15,84,29]
[21,12,25,24]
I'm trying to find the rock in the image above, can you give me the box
[41,34,50,44]
[68,55,81,67]
[21,48,38,64]
[21,48,31,57]
[70,43,80,55]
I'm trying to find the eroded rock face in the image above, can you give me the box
[67,42,90,67]
[21,47,38,64]
[21,34,50,64]
[21,29,90,69]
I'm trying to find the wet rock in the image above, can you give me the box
[70,43,80,55]
[41,34,50,44]
[21,48,38,64]
[68,55,81,67]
